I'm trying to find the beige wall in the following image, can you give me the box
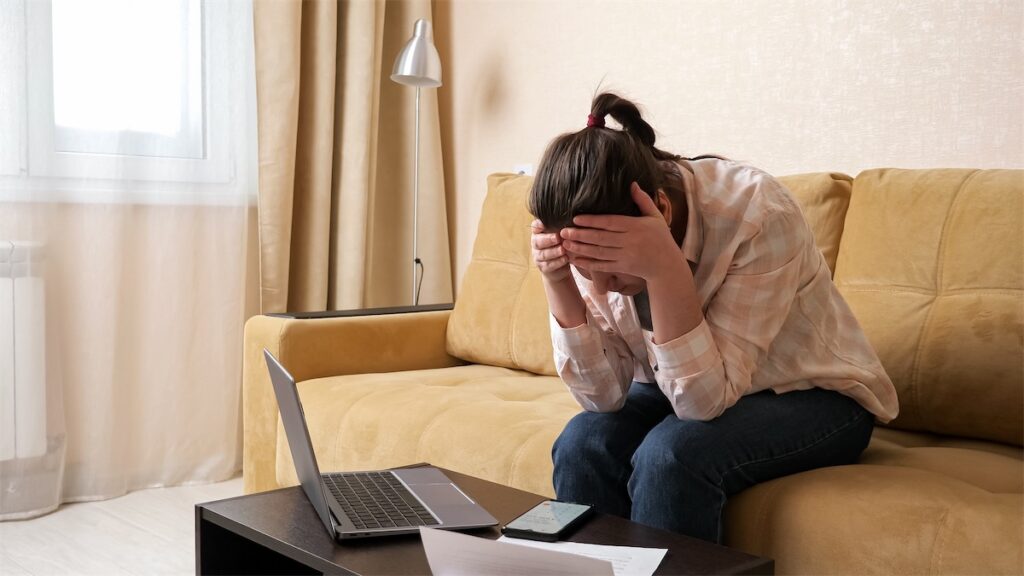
[435,0,1023,292]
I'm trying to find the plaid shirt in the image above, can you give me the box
[550,158,899,422]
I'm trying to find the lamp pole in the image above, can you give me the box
[412,86,420,305]
[390,18,441,307]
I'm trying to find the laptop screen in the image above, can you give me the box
[264,350,336,534]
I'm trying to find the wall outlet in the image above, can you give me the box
[513,163,534,176]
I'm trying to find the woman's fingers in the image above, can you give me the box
[531,221,562,248]
[531,221,574,280]
[630,182,662,217]
[537,245,565,262]
[566,255,614,273]
[539,256,569,271]
[531,231,561,250]
[559,227,624,247]
[563,239,618,261]
[571,214,632,232]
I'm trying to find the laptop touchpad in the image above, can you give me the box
[416,483,474,506]
[396,467,453,485]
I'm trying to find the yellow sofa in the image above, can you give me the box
[243,168,1023,574]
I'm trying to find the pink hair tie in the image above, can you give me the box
[586,114,605,128]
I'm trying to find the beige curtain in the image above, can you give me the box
[253,0,451,313]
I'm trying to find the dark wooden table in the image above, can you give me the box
[196,468,773,575]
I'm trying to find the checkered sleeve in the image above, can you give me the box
[652,206,809,420]
[549,305,635,413]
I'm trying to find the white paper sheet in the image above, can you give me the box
[419,527,614,576]
[497,536,668,576]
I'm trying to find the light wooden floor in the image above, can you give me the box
[0,476,244,575]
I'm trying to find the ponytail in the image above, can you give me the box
[589,93,680,161]
[529,92,722,229]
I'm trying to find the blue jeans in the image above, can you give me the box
[552,383,874,543]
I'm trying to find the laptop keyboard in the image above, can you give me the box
[324,471,440,530]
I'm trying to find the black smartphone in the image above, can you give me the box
[500,500,594,542]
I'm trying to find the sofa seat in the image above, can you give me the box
[275,364,579,497]
[275,368,1023,500]
[862,427,1023,493]
[726,431,1022,574]
[277,366,1022,574]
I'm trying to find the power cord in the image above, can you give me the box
[414,258,424,306]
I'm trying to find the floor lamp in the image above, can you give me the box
[391,19,442,306]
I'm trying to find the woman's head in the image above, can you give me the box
[528,93,679,231]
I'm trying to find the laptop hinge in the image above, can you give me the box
[327,503,341,535]
[324,494,347,536]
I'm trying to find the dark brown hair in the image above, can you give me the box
[528,93,690,230]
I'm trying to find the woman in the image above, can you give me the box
[529,92,898,544]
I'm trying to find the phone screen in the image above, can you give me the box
[505,501,591,534]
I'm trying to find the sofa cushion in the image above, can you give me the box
[834,169,1024,446]
[862,427,1023,494]
[775,172,853,275]
[447,174,558,375]
[725,464,1022,575]
[447,171,856,376]
[275,364,578,497]
[280,370,1024,497]
[728,418,1023,575]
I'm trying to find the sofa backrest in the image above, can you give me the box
[447,170,856,378]
[447,174,557,375]
[834,169,1023,446]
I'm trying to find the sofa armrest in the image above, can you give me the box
[242,307,464,493]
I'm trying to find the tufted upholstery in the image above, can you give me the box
[446,174,557,376]
[275,365,574,498]
[726,425,1023,574]
[776,171,853,275]
[243,168,1023,574]
[834,169,1023,445]
[724,169,1024,573]
[242,309,464,493]
[861,427,1023,492]
[725,456,1021,574]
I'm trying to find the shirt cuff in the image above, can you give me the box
[549,310,605,356]
[651,318,721,379]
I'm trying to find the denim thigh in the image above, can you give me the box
[628,387,874,542]
[551,382,672,517]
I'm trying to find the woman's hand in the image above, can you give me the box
[560,182,686,282]
[531,219,573,283]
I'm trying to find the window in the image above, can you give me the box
[0,0,256,203]
[51,0,204,160]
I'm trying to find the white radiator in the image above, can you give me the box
[0,241,46,462]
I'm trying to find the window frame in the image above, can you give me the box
[48,0,206,161]
[26,0,231,184]
[0,0,27,178]
[0,0,256,205]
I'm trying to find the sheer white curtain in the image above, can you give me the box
[0,0,258,519]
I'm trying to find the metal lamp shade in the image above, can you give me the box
[390,19,442,87]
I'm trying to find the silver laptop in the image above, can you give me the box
[264,350,497,540]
